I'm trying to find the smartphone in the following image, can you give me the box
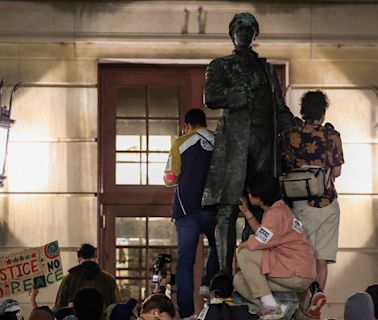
[152,274,159,283]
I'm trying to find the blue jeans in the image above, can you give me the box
[175,209,219,318]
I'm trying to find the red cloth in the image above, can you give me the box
[247,200,316,279]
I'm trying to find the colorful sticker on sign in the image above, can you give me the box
[0,241,63,298]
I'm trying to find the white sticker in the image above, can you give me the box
[293,218,303,233]
[255,227,273,244]
[200,138,213,151]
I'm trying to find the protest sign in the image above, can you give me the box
[0,241,63,298]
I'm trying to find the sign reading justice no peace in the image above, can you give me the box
[0,241,63,298]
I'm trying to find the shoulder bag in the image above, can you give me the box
[279,165,332,200]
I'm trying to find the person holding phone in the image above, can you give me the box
[234,173,316,320]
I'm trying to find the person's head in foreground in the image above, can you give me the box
[0,299,21,320]
[344,291,374,320]
[365,284,378,319]
[107,298,138,320]
[210,273,234,299]
[138,294,175,320]
[28,308,54,320]
[73,287,104,320]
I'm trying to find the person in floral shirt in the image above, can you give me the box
[283,91,344,317]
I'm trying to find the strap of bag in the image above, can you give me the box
[305,178,312,196]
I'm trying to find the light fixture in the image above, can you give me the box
[0,79,20,187]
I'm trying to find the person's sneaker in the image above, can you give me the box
[305,283,327,319]
[199,285,210,298]
[257,305,284,319]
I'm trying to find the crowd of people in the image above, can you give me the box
[0,244,172,320]
[0,269,377,320]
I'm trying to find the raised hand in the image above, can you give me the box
[238,197,252,218]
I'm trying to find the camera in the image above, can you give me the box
[152,253,176,285]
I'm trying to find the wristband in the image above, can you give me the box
[247,215,254,221]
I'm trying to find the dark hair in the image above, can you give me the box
[0,314,17,320]
[29,309,54,320]
[184,108,206,127]
[73,288,104,320]
[366,284,378,319]
[247,172,281,206]
[300,90,329,121]
[141,294,175,318]
[34,306,54,316]
[77,243,96,259]
[54,307,74,320]
[210,273,234,298]
[109,299,138,320]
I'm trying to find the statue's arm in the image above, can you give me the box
[270,69,295,132]
[204,59,248,111]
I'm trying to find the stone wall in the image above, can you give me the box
[0,1,377,318]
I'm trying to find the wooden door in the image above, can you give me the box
[98,62,287,300]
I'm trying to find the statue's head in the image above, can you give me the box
[229,12,259,47]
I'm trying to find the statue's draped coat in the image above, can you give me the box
[201,50,295,206]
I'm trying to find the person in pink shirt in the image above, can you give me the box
[233,173,317,320]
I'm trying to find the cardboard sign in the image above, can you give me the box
[0,241,63,298]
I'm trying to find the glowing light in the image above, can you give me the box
[336,144,375,194]
[7,142,50,190]
[116,135,171,185]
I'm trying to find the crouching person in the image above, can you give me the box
[234,173,316,319]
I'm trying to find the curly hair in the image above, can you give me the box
[300,90,329,121]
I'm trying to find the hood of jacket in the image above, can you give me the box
[68,260,101,280]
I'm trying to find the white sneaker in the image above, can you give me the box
[257,305,284,319]
[199,285,210,298]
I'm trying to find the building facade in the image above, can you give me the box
[0,1,377,318]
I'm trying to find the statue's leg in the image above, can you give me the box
[215,204,239,274]
[241,204,264,241]
[243,133,270,241]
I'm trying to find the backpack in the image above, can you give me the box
[279,165,332,200]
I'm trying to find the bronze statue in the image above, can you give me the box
[201,12,295,273]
